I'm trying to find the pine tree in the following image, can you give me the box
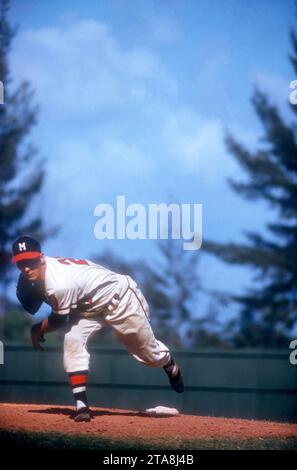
[141,237,202,348]
[203,23,297,347]
[0,0,45,292]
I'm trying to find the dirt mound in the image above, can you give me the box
[0,403,296,443]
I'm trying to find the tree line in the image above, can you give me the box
[1,0,296,348]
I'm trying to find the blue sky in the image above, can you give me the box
[8,0,296,323]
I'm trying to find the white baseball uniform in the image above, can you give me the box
[44,256,171,373]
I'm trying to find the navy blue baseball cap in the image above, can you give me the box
[12,236,42,263]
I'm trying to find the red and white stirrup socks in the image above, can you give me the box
[163,356,178,375]
[68,371,88,410]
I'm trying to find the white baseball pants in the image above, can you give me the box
[63,276,171,373]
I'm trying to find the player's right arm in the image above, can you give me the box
[31,313,68,351]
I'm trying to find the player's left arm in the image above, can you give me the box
[31,313,68,351]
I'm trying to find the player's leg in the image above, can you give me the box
[63,316,106,421]
[105,279,184,393]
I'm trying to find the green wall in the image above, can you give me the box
[0,346,296,422]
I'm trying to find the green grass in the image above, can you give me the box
[0,429,296,450]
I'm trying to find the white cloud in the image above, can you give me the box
[158,106,228,180]
[10,17,241,185]
[46,136,154,202]
[11,19,177,120]
[99,139,154,173]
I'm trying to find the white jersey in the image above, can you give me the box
[44,256,129,316]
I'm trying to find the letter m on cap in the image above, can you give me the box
[18,242,26,251]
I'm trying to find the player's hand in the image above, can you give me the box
[31,323,45,351]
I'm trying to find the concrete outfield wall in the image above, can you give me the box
[0,346,296,423]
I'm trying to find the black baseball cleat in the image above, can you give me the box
[74,407,91,422]
[164,361,184,393]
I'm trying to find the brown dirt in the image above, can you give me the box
[0,403,296,443]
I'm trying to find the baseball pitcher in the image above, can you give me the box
[12,236,184,422]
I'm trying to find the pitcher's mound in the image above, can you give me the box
[0,403,296,441]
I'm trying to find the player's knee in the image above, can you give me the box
[64,331,83,354]
[63,332,89,373]
[137,349,166,368]
[145,358,159,367]
[144,348,171,368]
